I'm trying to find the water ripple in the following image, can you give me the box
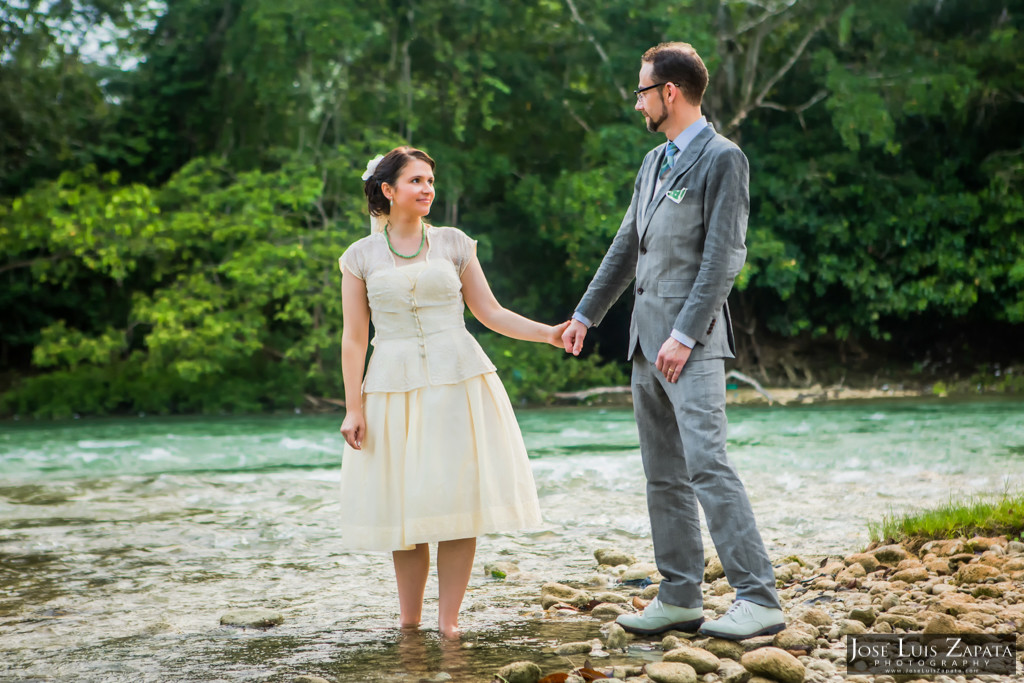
[1,399,1023,681]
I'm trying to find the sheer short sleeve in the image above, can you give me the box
[448,227,478,276]
[339,244,363,280]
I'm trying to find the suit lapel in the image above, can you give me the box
[639,125,716,240]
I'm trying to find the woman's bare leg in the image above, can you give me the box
[392,544,430,628]
[437,537,476,638]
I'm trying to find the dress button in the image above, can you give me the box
[637,287,645,295]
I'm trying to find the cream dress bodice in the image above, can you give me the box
[339,226,496,393]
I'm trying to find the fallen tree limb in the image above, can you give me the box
[552,386,631,401]
[553,371,780,406]
[727,369,778,404]
[304,394,346,409]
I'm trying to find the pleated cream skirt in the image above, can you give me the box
[338,372,543,551]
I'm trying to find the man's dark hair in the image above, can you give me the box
[642,42,708,106]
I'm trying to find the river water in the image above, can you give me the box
[2,398,1023,682]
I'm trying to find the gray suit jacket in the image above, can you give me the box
[576,124,748,362]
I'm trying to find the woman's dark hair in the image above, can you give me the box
[642,42,708,106]
[363,146,436,217]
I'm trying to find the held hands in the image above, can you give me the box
[655,337,691,383]
[340,411,366,450]
[547,320,572,347]
[561,319,588,356]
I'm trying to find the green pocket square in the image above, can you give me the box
[666,188,688,203]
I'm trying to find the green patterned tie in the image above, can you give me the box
[659,141,679,178]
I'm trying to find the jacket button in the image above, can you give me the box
[637,287,644,295]
[640,246,647,255]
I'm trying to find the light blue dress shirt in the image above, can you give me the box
[574,117,709,349]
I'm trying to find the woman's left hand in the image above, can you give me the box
[547,320,572,347]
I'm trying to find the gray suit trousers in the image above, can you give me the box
[631,349,780,610]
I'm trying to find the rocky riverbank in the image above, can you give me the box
[493,536,1024,683]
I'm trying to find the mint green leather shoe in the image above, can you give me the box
[614,596,704,635]
[697,599,786,640]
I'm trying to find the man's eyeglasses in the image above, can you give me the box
[634,82,674,103]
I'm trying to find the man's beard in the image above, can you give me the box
[644,94,669,132]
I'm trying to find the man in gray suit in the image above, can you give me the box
[561,42,785,640]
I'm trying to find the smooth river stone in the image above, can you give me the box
[796,607,832,627]
[740,647,806,683]
[663,646,720,673]
[602,622,629,649]
[554,641,593,655]
[219,609,283,628]
[496,661,541,683]
[955,563,1000,583]
[716,659,751,683]
[645,661,697,683]
[704,556,725,582]
[870,544,909,565]
[621,562,658,581]
[772,624,817,651]
[591,603,627,618]
[595,548,636,567]
[540,582,591,607]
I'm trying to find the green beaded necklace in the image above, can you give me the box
[385,220,426,259]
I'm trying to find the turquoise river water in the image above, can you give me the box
[1,398,1023,682]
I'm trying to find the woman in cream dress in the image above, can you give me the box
[338,146,568,638]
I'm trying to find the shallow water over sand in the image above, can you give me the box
[2,398,1023,681]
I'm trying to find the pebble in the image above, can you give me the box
[519,538,1024,683]
[645,661,697,683]
[703,556,725,582]
[890,566,929,583]
[496,661,541,683]
[592,603,628,618]
[641,584,661,599]
[541,582,591,608]
[871,544,910,564]
[847,607,876,625]
[621,562,659,581]
[595,548,637,567]
[740,647,805,683]
[663,646,720,673]
[739,635,775,652]
[772,624,817,651]
[219,609,284,628]
[845,553,880,572]
[837,619,867,636]
[554,641,593,655]
[602,622,629,650]
[716,659,750,683]
[701,637,745,661]
[955,563,1000,583]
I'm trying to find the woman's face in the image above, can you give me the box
[384,159,435,218]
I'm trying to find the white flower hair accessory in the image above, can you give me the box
[361,154,384,181]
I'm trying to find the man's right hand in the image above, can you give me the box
[562,319,588,356]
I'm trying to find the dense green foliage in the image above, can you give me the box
[2,0,1022,417]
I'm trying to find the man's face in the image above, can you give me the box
[636,62,668,133]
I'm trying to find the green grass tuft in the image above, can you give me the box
[868,490,1024,549]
